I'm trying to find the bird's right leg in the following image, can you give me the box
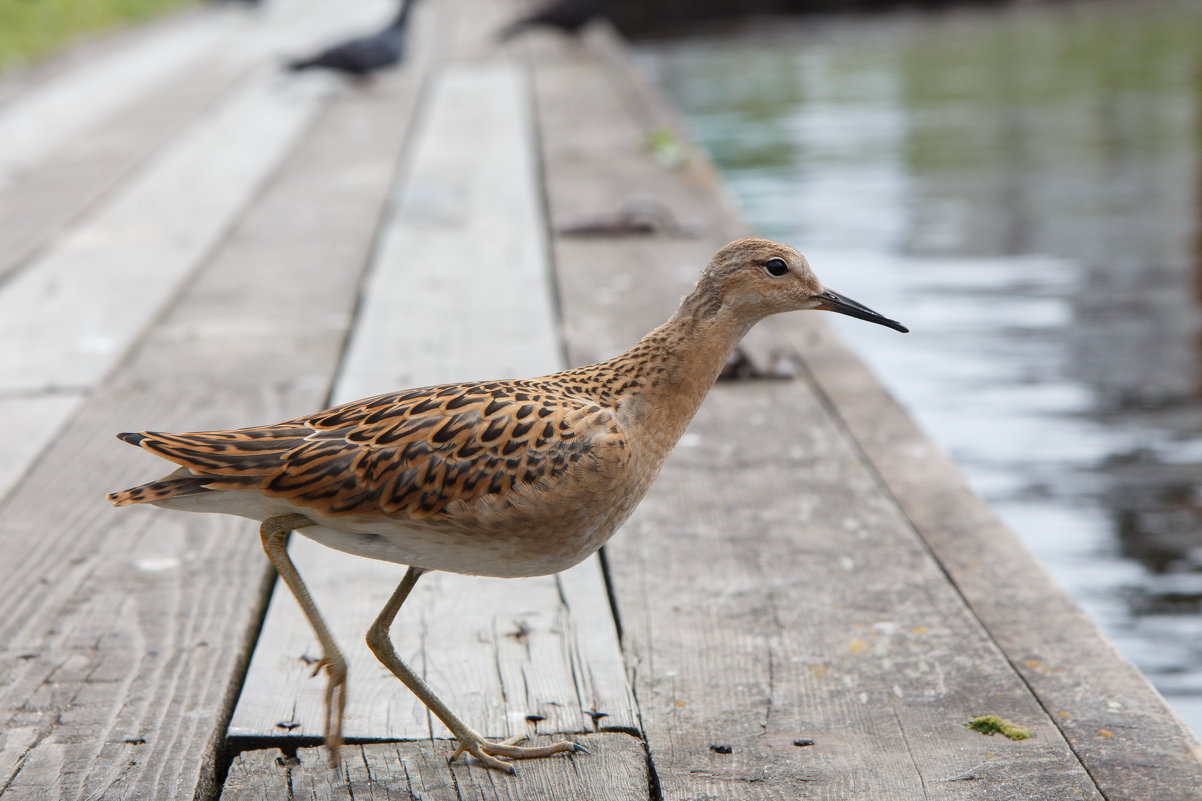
[366,567,585,773]
[260,514,347,769]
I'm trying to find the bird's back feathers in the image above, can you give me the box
[109,379,625,521]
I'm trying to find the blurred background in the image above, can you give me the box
[2,0,1199,738]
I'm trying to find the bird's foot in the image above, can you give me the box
[310,653,348,768]
[449,731,588,774]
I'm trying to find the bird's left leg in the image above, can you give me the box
[366,566,586,773]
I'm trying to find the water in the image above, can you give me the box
[637,0,1202,734]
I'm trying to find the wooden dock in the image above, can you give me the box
[1,0,1200,798]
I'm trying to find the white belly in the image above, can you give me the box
[148,489,600,578]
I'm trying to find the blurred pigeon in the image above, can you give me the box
[496,0,605,41]
[288,0,416,77]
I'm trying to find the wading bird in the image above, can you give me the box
[109,239,906,772]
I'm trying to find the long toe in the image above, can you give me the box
[486,739,588,760]
[451,731,586,773]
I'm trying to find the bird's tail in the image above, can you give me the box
[107,430,280,506]
[107,473,228,507]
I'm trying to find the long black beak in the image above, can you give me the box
[812,289,908,333]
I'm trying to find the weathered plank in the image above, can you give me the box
[0,0,408,507]
[0,0,400,286]
[529,25,1108,800]
[444,0,523,59]
[787,314,1202,799]
[332,62,559,401]
[0,53,248,285]
[223,733,647,801]
[600,386,1100,801]
[0,10,232,187]
[0,5,211,113]
[0,0,394,184]
[0,70,327,396]
[229,59,638,754]
[0,48,422,800]
[0,65,328,509]
[0,394,83,504]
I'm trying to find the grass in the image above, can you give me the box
[0,0,195,73]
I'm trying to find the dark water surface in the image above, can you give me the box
[637,0,1202,734]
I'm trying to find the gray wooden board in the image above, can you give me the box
[230,51,638,749]
[0,0,390,187]
[222,733,647,801]
[0,52,420,800]
[528,29,1114,801]
[0,73,326,517]
[0,7,411,394]
[613,388,1100,801]
[0,77,326,376]
[447,0,523,59]
[0,5,213,113]
[0,54,249,284]
[0,0,402,502]
[785,314,1202,800]
[0,394,83,505]
[573,22,788,367]
[0,10,232,187]
[331,61,561,401]
[0,0,398,287]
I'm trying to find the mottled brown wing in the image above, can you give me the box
[112,379,626,519]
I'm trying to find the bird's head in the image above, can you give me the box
[693,238,908,333]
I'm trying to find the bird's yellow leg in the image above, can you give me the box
[260,514,347,769]
[366,566,586,774]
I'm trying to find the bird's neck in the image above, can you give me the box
[598,284,759,461]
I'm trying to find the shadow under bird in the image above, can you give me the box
[108,238,907,773]
[496,0,605,41]
[287,0,416,77]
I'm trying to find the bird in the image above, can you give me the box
[287,0,416,77]
[496,0,605,42]
[107,238,907,773]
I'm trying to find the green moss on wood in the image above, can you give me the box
[966,715,1033,741]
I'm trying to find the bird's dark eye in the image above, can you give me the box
[764,257,789,277]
